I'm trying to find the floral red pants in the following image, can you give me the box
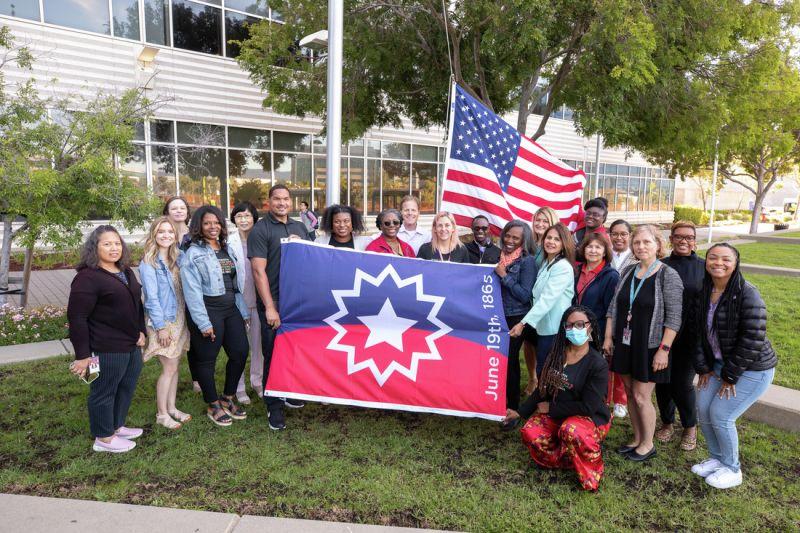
[521,414,611,491]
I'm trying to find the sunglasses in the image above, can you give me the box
[382,220,401,227]
[472,226,489,232]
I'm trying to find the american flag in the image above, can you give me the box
[440,84,586,234]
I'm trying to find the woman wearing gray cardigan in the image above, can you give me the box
[603,225,683,462]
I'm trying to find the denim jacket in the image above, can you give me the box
[180,240,249,331]
[139,253,181,330]
[500,254,538,317]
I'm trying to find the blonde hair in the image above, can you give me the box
[631,224,667,259]
[143,217,181,273]
[430,211,463,254]
[531,206,559,244]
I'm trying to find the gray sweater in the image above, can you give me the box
[606,262,684,349]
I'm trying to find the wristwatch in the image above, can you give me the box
[659,343,671,352]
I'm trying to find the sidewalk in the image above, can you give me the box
[0,494,451,533]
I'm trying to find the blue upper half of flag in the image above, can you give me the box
[448,84,521,191]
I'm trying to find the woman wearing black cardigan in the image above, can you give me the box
[692,243,777,489]
[504,306,610,491]
[68,226,146,453]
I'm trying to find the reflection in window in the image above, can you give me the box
[382,142,411,160]
[273,131,311,152]
[119,145,147,189]
[172,0,222,56]
[312,157,326,210]
[228,127,270,150]
[412,162,437,214]
[150,120,174,143]
[177,122,225,146]
[178,147,226,211]
[225,10,258,58]
[613,176,628,211]
[348,158,364,212]
[152,145,177,200]
[366,159,381,214]
[43,0,110,34]
[112,0,140,40]
[366,140,381,158]
[413,145,437,162]
[226,0,268,16]
[144,0,170,45]
[628,177,643,211]
[348,139,364,157]
[274,152,312,212]
[381,160,410,210]
[1,0,39,20]
[645,178,659,211]
[229,149,271,212]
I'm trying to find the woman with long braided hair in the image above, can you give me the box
[504,306,611,491]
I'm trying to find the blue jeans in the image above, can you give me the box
[697,361,774,472]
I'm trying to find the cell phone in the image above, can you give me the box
[70,356,100,384]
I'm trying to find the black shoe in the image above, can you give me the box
[284,398,305,409]
[268,406,286,431]
[627,446,657,462]
[616,444,637,455]
[500,418,519,432]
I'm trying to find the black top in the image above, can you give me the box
[662,252,705,349]
[519,346,610,426]
[328,236,354,248]
[465,240,501,264]
[204,248,237,310]
[247,212,310,305]
[67,266,146,360]
[416,242,470,263]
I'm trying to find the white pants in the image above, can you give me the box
[236,307,263,396]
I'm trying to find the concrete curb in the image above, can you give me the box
[743,384,800,433]
[0,494,450,533]
[736,235,800,244]
[740,263,800,277]
[0,338,73,364]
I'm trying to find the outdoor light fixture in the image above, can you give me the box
[136,45,160,65]
[299,30,329,52]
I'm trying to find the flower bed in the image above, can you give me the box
[0,304,68,347]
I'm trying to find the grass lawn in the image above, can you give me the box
[1,357,799,531]
[747,275,800,390]
[703,242,800,270]
[774,230,800,238]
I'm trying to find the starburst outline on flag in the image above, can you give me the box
[323,264,452,386]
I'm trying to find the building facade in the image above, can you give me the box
[1,1,676,224]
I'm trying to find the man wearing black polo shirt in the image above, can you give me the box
[247,184,310,430]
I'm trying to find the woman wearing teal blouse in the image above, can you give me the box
[510,223,576,377]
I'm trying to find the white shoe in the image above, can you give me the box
[613,403,628,418]
[92,436,136,453]
[705,467,742,489]
[236,392,251,405]
[692,458,723,477]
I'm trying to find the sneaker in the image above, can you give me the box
[613,403,628,418]
[236,392,251,405]
[691,458,723,478]
[705,467,742,489]
[115,426,143,440]
[284,398,305,409]
[92,436,136,453]
[268,406,286,431]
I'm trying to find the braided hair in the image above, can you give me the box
[701,243,744,336]
[538,305,602,398]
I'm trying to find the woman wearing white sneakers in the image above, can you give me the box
[691,243,777,488]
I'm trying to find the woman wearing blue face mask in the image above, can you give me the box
[503,306,611,491]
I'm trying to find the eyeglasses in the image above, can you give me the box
[610,232,630,239]
[382,220,401,227]
[565,320,589,330]
[671,234,696,243]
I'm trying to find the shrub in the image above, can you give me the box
[674,205,705,225]
[0,304,68,346]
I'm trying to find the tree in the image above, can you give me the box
[0,26,163,304]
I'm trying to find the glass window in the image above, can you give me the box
[412,162,437,215]
[134,122,145,141]
[613,176,628,211]
[562,106,574,121]
[178,147,226,211]
[273,131,311,152]
[366,159,381,214]
[270,8,283,21]
[438,147,445,162]
[172,0,222,56]
[366,140,381,158]
[229,149,271,212]
[228,127,270,150]
[119,145,147,190]
[348,139,364,157]
[413,145,438,162]
[112,0,140,40]
[606,164,618,176]
[312,157,326,210]
[177,122,225,146]
[273,152,312,213]
[225,10,258,58]
[381,160,410,210]
[645,178,659,211]
[348,157,364,212]
[338,158,348,208]
[1,0,39,20]
[144,0,170,45]
[382,141,411,160]
[152,145,177,200]
[150,119,174,143]
[600,176,615,207]
[44,0,110,34]
[630,177,646,211]
[312,135,327,154]
[225,0,268,17]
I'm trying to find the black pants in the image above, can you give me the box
[88,349,143,438]
[187,304,249,404]
[258,304,283,410]
[655,347,697,427]
[506,314,535,410]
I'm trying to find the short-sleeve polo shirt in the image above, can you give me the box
[246,212,309,305]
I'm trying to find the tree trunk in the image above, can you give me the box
[20,245,33,308]
[0,216,12,305]
[749,174,766,234]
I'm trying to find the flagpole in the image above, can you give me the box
[439,80,457,212]
[707,137,720,244]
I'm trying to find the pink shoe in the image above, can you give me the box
[115,426,143,439]
[92,436,136,453]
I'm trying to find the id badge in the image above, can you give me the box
[622,327,632,346]
[86,356,100,383]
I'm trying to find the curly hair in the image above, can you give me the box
[76,225,131,271]
[321,204,365,235]
[189,205,228,248]
[375,208,402,231]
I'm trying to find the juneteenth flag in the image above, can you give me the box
[265,241,510,421]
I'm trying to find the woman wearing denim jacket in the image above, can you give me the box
[140,217,192,429]
[494,220,538,429]
[181,205,250,427]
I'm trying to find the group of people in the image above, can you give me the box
[67,189,777,493]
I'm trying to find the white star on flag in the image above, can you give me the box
[357,299,417,351]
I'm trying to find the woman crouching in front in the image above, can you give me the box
[504,306,611,491]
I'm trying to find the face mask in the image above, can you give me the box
[565,328,589,346]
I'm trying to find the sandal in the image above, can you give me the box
[220,396,247,420]
[169,409,192,423]
[207,402,233,426]
[156,414,182,430]
[655,424,675,443]
[680,428,697,451]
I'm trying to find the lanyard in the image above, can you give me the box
[628,260,660,321]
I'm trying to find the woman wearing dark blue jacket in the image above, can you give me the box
[495,220,538,429]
